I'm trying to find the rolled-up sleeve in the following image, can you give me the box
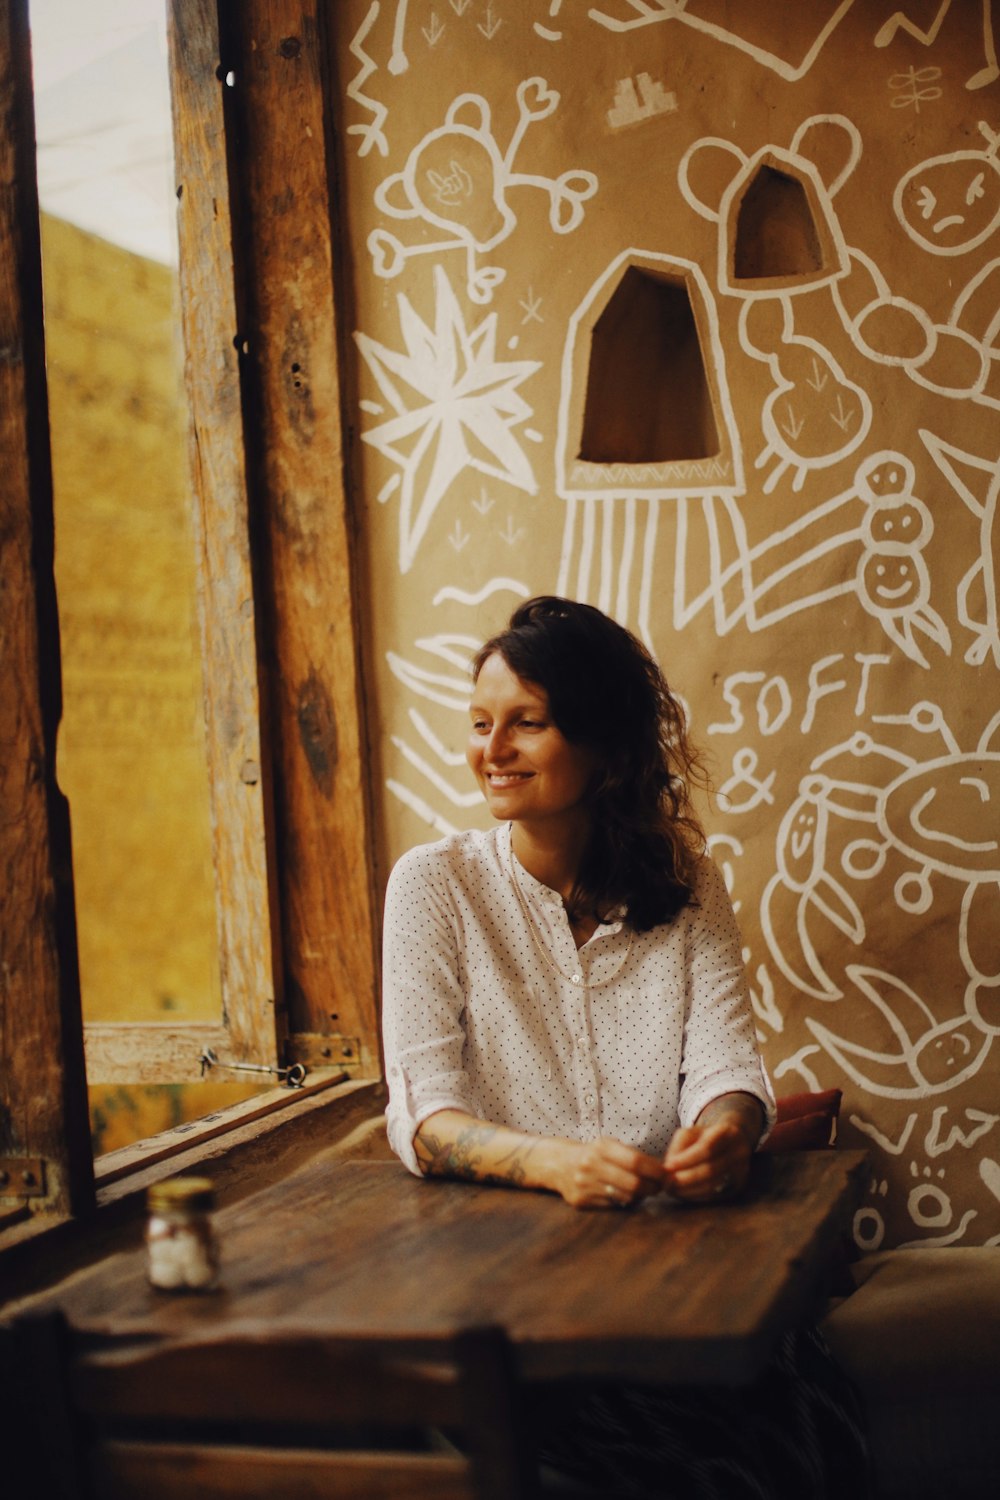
[381,845,477,1174]
[676,857,776,1136]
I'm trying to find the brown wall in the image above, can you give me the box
[329,1,1000,1250]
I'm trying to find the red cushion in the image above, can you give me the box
[761,1088,842,1151]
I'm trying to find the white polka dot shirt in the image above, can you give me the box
[382,822,775,1175]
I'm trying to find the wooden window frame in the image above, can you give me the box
[1,0,380,1224]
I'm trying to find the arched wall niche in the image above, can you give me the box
[723,150,846,294]
[557,249,742,502]
[579,265,720,465]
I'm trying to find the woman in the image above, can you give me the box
[382,596,869,1497]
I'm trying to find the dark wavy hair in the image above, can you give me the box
[473,596,708,931]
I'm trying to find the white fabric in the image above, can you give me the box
[382,822,775,1175]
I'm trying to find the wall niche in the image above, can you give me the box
[734,163,823,280]
[579,265,720,464]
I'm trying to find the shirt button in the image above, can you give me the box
[571,974,582,985]
[585,1093,596,1107]
[576,1035,587,1049]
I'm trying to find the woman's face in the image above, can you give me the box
[467,653,598,833]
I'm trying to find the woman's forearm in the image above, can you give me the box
[695,1091,766,1148]
[414,1108,563,1191]
[414,1108,667,1208]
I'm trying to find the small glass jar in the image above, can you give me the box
[146,1176,220,1291]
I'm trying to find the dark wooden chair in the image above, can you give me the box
[7,1310,535,1500]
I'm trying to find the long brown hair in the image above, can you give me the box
[473,596,708,931]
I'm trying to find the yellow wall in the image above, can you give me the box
[40,213,226,1152]
[41,212,219,1028]
[332,1,1000,1249]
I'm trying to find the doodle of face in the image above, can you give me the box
[857,551,930,613]
[895,151,1000,255]
[879,754,1000,879]
[775,782,826,889]
[860,495,932,551]
[855,454,915,502]
[404,128,515,251]
[913,1022,980,1089]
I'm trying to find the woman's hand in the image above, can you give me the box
[663,1093,765,1203]
[551,1136,666,1210]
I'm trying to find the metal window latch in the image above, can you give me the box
[199,1048,307,1087]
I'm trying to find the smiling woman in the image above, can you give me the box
[467,654,597,846]
[380,595,871,1495]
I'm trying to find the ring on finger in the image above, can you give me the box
[604,1183,617,1198]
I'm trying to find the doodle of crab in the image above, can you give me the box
[875,707,1000,1035]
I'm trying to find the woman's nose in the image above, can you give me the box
[484,725,513,762]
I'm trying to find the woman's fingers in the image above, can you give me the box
[566,1138,666,1208]
[663,1123,751,1201]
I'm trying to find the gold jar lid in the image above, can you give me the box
[147,1176,215,1214]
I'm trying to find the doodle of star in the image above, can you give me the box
[354,265,542,572]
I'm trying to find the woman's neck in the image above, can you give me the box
[510,817,589,903]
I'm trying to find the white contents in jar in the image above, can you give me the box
[145,1177,220,1291]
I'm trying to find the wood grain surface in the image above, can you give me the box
[167,0,282,1065]
[14,1147,867,1385]
[221,0,380,1069]
[0,0,93,1216]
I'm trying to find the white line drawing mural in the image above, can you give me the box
[761,773,867,1001]
[875,2,999,91]
[765,707,1000,1099]
[850,1111,919,1155]
[386,632,476,832]
[772,1044,826,1093]
[554,247,743,645]
[675,452,948,663]
[888,65,943,112]
[587,0,857,83]
[807,963,995,1098]
[679,115,860,295]
[432,577,531,606]
[534,0,565,42]
[718,747,776,814]
[390,0,411,71]
[853,454,950,667]
[367,77,598,303]
[925,1106,999,1156]
[421,12,445,48]
[680,116,874,492]
[738,299,871,494]
[681,112,1000,417]
[831,246,1000,411]
[354,265,542,573]
[894,121,1000,256]
[347,2,390,158]
[920,428,1000,667]
[607,74,676,130]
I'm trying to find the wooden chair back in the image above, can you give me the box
[9,1310,535,1500]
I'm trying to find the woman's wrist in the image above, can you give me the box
[695,1092,765,1151]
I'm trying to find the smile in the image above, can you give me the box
[486,773,533,788]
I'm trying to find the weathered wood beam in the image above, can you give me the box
[0,0,93,1216]
[220,1,380,1072]
[167,0,284,1065]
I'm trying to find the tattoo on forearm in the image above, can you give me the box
[697,1092,765,1142]
[415,1123,533,1186]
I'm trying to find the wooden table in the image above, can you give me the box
[15,1147,867,1386]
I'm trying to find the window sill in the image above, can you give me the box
[0,1074,387,1305]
